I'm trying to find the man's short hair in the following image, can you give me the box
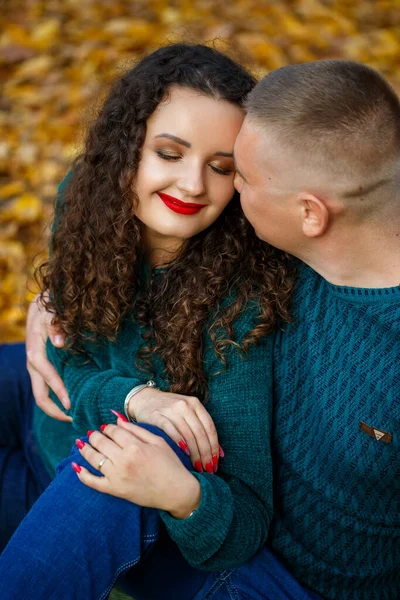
[246,60,400,203]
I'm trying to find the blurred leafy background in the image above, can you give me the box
[1,0,400,342]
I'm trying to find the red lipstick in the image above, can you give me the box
[157,192,207,215]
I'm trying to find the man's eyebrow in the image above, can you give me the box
[233,158,247,182]
[154,133,191,148]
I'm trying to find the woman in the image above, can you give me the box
[0,44,309,600]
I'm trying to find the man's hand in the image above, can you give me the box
[26,293,72,421]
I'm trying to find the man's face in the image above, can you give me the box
[234,118,302,253]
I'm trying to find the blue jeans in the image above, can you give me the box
[0,344,52,551]
[194,551,322,600]
[0,343,321,600]
[0,428,210,599]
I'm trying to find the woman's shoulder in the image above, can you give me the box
[57,170,73,195]
[215,291,265,335]
[204,291,273,372]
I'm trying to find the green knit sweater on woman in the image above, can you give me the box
[33,292,274,572]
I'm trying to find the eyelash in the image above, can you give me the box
[156,151,232,176]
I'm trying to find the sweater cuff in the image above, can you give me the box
[159,472,234,565]
[80,375,146,430]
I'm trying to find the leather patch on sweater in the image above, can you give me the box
[360,421,392,444]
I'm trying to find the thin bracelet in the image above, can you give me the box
[124,380,157,421]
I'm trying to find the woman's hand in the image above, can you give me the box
[128,387,221,473]
[26,293,71,421]
[75,423,201,519]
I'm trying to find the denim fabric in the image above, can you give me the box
[0,423,209,600]
[119,527,210,600]
[193,548,322,600]
[0,343,51,551]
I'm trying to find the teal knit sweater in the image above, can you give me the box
[270,263,400,600]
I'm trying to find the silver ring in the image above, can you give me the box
[98,457,108,470]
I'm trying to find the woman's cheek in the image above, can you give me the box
[143,158,166,184]
[137,153,172,189]
[218,179,236,209]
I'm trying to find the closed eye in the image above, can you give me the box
[157,151,232,175]
[210,165,233,176]
[156,150,181,161]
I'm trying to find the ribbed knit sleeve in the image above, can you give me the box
[47,341,143,433]
[160,309,274,570]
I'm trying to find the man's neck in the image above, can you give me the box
[294,227,400,289]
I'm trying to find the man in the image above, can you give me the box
[233,59,400,599]
[6,60,400,600]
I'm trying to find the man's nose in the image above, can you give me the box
[234,172,243,193]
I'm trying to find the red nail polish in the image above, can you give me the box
[219,445,225,458]
[87,430,94,437]
[194,460,203,473]
[212,454,218,472]
[110,409,129,422]
[178,440,190,456]
[71,462,81,473]
[205,461,213,474]
[100,424,107,431]
[75,439,85,450]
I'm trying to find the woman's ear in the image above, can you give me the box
[299,193,329,238]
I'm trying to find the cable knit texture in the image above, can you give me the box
[270,263,400,600]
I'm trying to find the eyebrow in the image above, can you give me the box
[154,133,233,158]
[215,151,233,158]
[154,133,191,147]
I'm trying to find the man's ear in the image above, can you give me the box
[299,193,329,238]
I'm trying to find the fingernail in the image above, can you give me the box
[194,460,203,473]
[212,454,218,473]
[71,462,81,473]
[219,445,225,458]
[178,440,190,456]
[205,461,213,474]
[75,439,85,450]
[110,409,129,422]
[100,424,107,431]
[87,430,94,437]
[54,335,64,346]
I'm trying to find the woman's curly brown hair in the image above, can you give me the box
[38,43,296,401]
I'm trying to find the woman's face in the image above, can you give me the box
[134,85,244,253]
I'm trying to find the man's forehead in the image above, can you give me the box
[238,116,259,138]
[234,119,254,155]
[234,119,268,170]
[237,118,290,163]
[235,117,271,153]
[235,118,296,188]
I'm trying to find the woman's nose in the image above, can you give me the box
[177,164,206,197]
